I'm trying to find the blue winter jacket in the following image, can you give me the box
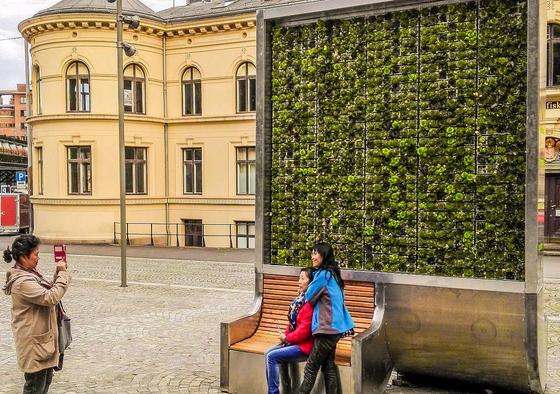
[304,268,354,335]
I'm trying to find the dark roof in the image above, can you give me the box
[34,0,162,22]
[157,0,316,22]
[30,0,322,25]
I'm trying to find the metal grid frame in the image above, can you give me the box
[256,0,541,294]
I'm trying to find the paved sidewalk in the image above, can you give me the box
[0,250,559,393]
[0,235,255,264]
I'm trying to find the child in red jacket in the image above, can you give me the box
[265,268,314,394]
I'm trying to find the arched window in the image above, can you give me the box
[66,61,90,112]
[34,65,42,115]
[124,64,145,114]
[182,67,202,115]
[236,62,256,113]
[548,24,560,87]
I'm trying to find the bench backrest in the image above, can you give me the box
[261,274,375,337]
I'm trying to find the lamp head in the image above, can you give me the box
[122,42,137,57]
[122,15,140,29]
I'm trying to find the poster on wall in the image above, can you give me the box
[124,89,133,107]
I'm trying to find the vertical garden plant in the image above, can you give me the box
[270,0,527,280]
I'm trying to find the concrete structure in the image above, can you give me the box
[0,84,30,140]
[18,0,307,245]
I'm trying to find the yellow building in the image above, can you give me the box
[18,0,301,246]
[544,0,560,241]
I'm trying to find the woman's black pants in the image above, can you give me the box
[299,334,340,394]
[23,368,53,394]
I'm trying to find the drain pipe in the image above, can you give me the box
[24,40,34,233]
[163,34,170,245]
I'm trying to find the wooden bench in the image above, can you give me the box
[223,273,375,393]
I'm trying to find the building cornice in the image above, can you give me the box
[165,13,256,37]
[31,196,255,206]
[27,113,165,125]
[26,113,256,125]
[19,12,256,41]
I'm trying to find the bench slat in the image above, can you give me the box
[231,273,374,367]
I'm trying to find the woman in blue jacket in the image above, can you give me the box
[299,242,354,394]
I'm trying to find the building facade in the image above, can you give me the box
[18,0,302,245]
[544,0,560,241]
[0,84,30,139]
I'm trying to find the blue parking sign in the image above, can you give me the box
[15,171,26,183]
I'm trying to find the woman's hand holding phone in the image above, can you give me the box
[54,244,67,273]
[55,260,67,273]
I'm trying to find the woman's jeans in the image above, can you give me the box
[299,334,340,394]
[23,368,53,394]
[265,344,307,394]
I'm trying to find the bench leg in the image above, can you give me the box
[352,283,394,393]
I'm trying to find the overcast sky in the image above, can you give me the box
[0,0,175,90]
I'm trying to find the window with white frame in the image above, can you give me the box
[124,64,145,114]
[236,62,256,113]
[67,146,91,194]
[125,147,147,194]
[36,147,43,195]
[182,67,202,115]
[66,61,90,112]
[183,148,202,194]
[236,146,256,195]
[236,221,255,248]
[34,66,42,115]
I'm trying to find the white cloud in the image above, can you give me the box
[0,0,175,89]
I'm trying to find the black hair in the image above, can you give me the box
[300,267,314,282]
[311,242,344,289]
[3,235,41,264]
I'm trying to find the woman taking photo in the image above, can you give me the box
[3,235,71,394]
[265,267,315,394]
[299,242,354,394]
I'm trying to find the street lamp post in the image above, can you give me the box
[107,0,139,287]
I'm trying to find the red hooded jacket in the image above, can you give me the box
[284,302,314,354]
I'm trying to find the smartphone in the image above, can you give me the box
[54,244,67,263]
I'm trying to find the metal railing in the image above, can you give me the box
[113,222,254,248]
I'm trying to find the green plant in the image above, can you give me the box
[270,0,527,280]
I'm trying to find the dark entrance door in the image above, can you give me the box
[184,219,204,247]
[545,174,560,240]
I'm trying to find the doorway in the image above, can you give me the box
[184,219,204,247]
[545,174,560,241]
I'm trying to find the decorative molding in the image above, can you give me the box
[166,20,256,37]
[31,197,167,206]
[57,134,97,144]
[167,197,255,205]
[26,113,167,124]
[181,137,204,147]
[167,114,255,124]
[21,16,165,40]
[20,13,256,41]
[30,196,255,206]
[26,113,255,125]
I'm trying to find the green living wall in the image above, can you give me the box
[269,0,527,280]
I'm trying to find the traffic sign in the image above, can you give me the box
[15,171,26,183]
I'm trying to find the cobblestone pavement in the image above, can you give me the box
[0,252,559,393]
[0,254,254,394]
